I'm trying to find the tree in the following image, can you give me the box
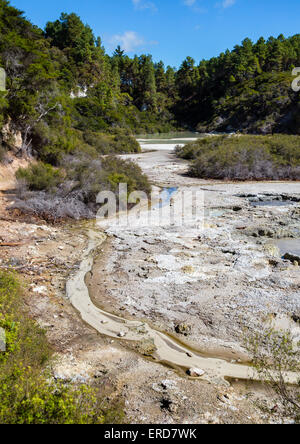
[113,45,125,59]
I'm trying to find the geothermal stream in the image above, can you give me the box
[66,223,296,385]
[66,136,299,386]
[66,227,257,384]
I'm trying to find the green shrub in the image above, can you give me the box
[63,153,151,202]
[32,123,141,165]
[0,271,21,362]
[0,365,125,424]
[176,135,300,180]
[32,125,88,166]
[83,130,141,155]
[0,270,52,368]
[112,132,140,154]
[102,156,151,196]
[0,271,125,424]
[16,162,64,191]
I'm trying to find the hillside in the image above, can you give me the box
[0,0,299,168]
[173,36,300,134]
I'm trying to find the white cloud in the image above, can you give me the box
[221,0,236,8]
[132,0,157,12]
[110,31,144,52]
[183,0,207,13]
[109,31,157,53]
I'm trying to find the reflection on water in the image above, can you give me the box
[251,200,295,207]
[137,132,199,147]
[276,239,300,257]
[137,131,198,140]
[155,187,178,209]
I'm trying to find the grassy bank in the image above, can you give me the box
[0,270,124,424]
[176,134,300,181]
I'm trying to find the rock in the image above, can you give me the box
[117,331,126,338]
[291,207,300,219]
[32,285,48,294]
[94,369,107,378]
[161,380,177,390]
[283,252,300,265]
[175,323,192,336]
[264,244,280,257]
[181,265,195,275]
[248,226,276,238]
[8,257,23,267]
[222,249,237,255]
[187,368,205,377]
[1,118,23,151]
[137,338,157,356]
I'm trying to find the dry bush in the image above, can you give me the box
[245,327,300,422]
[13,152,150,221]
[11,193,94,222]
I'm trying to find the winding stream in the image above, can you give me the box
[66,227,256,383]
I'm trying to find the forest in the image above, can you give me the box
[0,0,299,219]
[0,0,299,158]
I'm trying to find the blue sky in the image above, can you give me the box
[11,0,300,67]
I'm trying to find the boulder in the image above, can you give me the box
[283,252,300,265]
[1,118,23,152]
[175,322,192,336]
[187,368,205,377]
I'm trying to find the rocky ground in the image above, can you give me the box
[89,146,300,422]
[1,147,299,424]
[95,148,300,355]
[92,184,300,356]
